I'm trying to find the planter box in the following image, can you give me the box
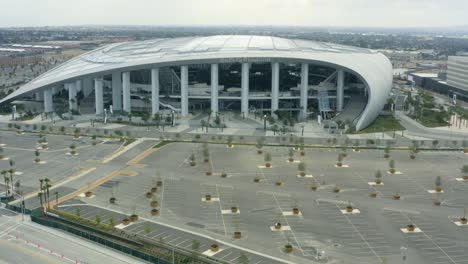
[292,208,300,215]
[156,181,162,187]
[285,245,293,253]
[85,191,93,198]
[407,224,416,232]
[150,201,158,207]
[205,195,212,201]
[310,186,318,191]
[210,244,219,252]
[231,207,238,213]
[274,223,282,230]
[346,206,353,213]
[146,192,153,199]
[109,197,116,204]
[190,162,196,167]
[122,219,130,225]
[393,194,401,200]
[151,187,157,193]
[234,231,241,239]
[151,209,160,216]
[265,163,271,168]
[130,214,139,221]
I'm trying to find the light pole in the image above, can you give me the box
[301,125,304,137]
[263,115,267,131]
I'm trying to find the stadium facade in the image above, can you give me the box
[0,35,392,130]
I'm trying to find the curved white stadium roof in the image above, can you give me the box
[1,35,392,130]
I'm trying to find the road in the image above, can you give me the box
[0,207,146,264]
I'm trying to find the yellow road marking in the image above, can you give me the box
[49,170,137,208]
[127,147,159,168]
[22,167,96,200]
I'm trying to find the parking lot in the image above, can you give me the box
[3,133,468,263]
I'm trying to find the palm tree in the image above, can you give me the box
[3,175,10,196]
[2,170,8,195]
[44,178,51,208]
[54,191,59,205]
[264,152,272,167]
[37,192,43,207]
[8,168,15,194]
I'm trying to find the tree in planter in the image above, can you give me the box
[409,149,417,160]
[69,144,77,155]
[256,140,264,154]
[299,144,305,156]
[227,136,234,148]
[336,153,344,167]
[432,140,439,149]
[34,150,41,163]
[388,159,396,174]
[74,128,81,139]
[435,176,443,192]
[203,145,210,163]
[298,162,306,177]
[375,170,383,184]
[383,148,390,159]
[288,148,294,162]
[189,154,196,166]
[264,152,272,168]
[461,165,468,180]
[130,205,139,221]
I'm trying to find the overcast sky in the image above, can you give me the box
[1,0,467,28]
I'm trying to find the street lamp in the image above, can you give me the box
[263,115,267,131]
[301,125,304,137]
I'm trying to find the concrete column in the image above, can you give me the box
[210,64,219,115]
[180,65,189,116]
[300,63,309,120]
[43,88,53,113]
[75,80,82,93]
[95,78,104,115]
[271,62,279,116]
[151,68,160,115]
[241,63,249,115]
[112,72,122,111]
[337,69,344,112]
[67,82,77,111]
[122,71,131,113]
[82,78,93,97]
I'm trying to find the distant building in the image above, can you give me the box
[448,56,468,93]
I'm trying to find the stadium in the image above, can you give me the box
[0,35,392,130]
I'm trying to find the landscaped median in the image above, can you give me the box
[30,208,230,264]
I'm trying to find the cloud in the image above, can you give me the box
[0,0,466,28]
